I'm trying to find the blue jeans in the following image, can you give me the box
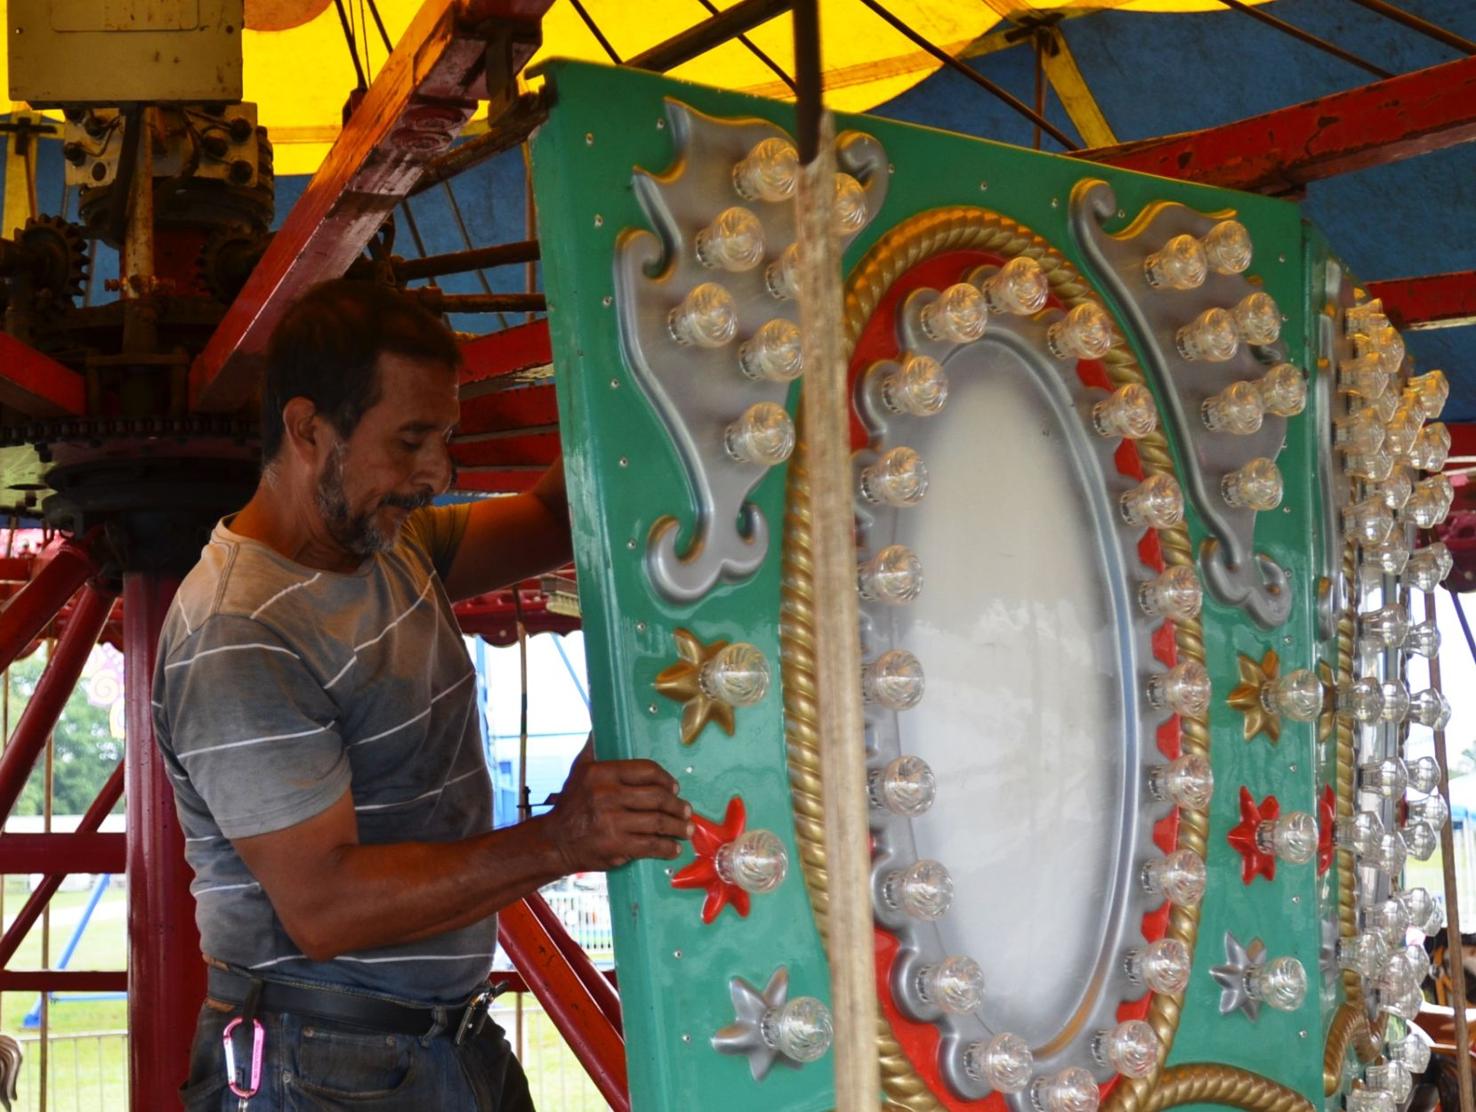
[180,1000,536,1111]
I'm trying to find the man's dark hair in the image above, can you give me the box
[260,280,462,463]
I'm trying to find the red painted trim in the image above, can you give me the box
[1367,271,1476,331]
[1447,423,1476,460]
[0,971,128,992]
[0,833,126,875]
[0,335,86,416]
[1086,55,1476,194]
[524,891,622,1036]
[498,898,630,1112]
[459,321,553,386]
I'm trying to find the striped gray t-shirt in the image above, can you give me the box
[152,505,498,1005]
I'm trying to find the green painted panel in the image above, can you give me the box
[531,58,1353,1112]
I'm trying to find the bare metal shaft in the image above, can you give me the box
[796,113,880,1112]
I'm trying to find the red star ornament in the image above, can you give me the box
[671,796,751,923]
[1226,786,1280,884]
[1316,785,1336,876]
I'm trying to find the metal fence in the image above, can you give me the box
[538,889,614,963]
[6,997,614,1111]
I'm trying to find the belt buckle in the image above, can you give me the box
[453,990,492,1046]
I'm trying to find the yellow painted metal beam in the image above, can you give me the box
[1039,27,1117,147]
[2,101,39,236]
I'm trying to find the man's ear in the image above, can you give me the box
[281,397,325,463]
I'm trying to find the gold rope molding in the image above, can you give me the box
[779,205,1259,1111]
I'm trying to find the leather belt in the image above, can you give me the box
[207,965,496,1044]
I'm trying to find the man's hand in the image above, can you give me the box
[546,755,691,872]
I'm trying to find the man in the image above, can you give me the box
[155,280,691,1110]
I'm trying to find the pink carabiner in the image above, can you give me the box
[222,1017,265,1099]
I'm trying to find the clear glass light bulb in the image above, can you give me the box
[963,1031,1033,1092]
[1365,1064,1413,1104]
[1373,468,1414,512]
[1365,897,1411,942]
[1355,324,1403,367]
[1245,956,1306,1011]
[1359,757,1409,799]
[1359,604,1410,651]
[1402,820,1439,862]
[1379,680,1410,724]
[1385,403,1425,458]
[1233,291,1282,345]
[1258,362,1307,417]
[1400,943,1433,983]
[1138,565,1203,622]
[1047,302,1114,361]
[1120,474,1185,529]
[1388,1031,1433,1074]
[1407,756,1441,796]
[831,172,868,237]
[725,402,795,466]
[1260,668,1324,722]
[1408,792,1449,831]
[732,137,799,203]
[1335,810,1384,853]
[920,283,989,344]
[669,282,739,348]
[1202,381,1265,435]
[1407,543,1454,591]
[1336,407,1387,455]
[860,447,929,507]
[1339,353,1391,398]
[699,642,771,706]
[1399,887,1443,936]
[882,859,953,920]
[1094,383,1159,440]
[869,755,936,818]
[1411,423,1452,471]
[1141,849,1207,907]
[1255,811,1318,864]
[738,318,806,382]
[765,243,800,301]
[1145,660,1212,719]
[1335,932,1389,977]
[1222,458,1283,511]
[1143,233,1208,290]
[1364,831,1408,878]
[1346,299,1388,335]
[1342,496,1395,548]
[862,649,925,711]
[916,955,985,1015]
[695,206,765,272]
[1092,1020,1159,1079]
[1367,536,1411,577]
[1345,449,1395,483]
[858,545,924,605]
[1406,370,1450,419]
[1405,620,1441,659]
[1410,688,1451,729]
[1371,387,1401,424]
[714,828,788,893]
[758,996,832,1062]
[1147,753,1215,810]
[1124,937,1192,995]
[1403,475,1453,529]
[980,256,1049,315]
[1202,219,1253,274]
[882,353,949,416]
[1383,988,1424,1022]
[1030,1068,1100,1112]
[1352,1086,1393,1110]
[1176,307,1240,363]
[1338,678,1385,723]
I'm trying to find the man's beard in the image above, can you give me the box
[314,443,432,559]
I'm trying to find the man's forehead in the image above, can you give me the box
[373,352,460,412]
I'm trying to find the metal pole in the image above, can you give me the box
[0,585,115,819]
[394,240,540,282]
[0,542,98,674]
[792,3,880,1106]
[124,572,201,1110]
[1426,585,1474,1112]
[120,108,157,360]
[523,891,622,1035]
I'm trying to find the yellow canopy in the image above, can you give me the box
[2,0,1267,176]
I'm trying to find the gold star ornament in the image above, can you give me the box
[1227,648,1282,744]
[654,628,772,745]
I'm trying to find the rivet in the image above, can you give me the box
[1289,763,1298,773]
[674,949,683,959]
[610,378,620,389]
[585,132,594,145]
[647,703,659,715]
[594,213,604,228]
[602,295,613,307]
[626,538,638,550]
[656,118,666,130]
[636,621,647,633]
[1298,1029,1308,1039]
[619,456,629,468]
[1279,254,1288,264]
[685,765,694,774]
[1291,894,1301,904]
[681,1033,692,1044]
[1051,197,1060,208]
[978,180,988,191]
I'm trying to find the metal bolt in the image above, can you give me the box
[626,539,637,550]
[594,214,604,228]
[673,949,683,960]
[602,295,612,307]
[656,118,666,129]
[585,132,594,145]
[609,378,620,389]
[647,703,658,715]
[635,621,647,633]
[618,456,629,468]
[681,1033,692,1044]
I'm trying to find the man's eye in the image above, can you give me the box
[400,439,425,451]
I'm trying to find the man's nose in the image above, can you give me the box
[420,440,455,495]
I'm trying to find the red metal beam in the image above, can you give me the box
[0,334,87,416]
[1367,271,1476,331]
[498,897,629,1112]
[0,971,128,992]
[459,320,552,387]
[1085,55,1476,194]
[190,1,553,413]
[0,539,99,673]
[524,891,622,1036]
[0,833,126,875]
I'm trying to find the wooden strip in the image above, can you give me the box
[1367,270,1476,331]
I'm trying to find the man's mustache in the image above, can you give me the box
[381,490,434,511]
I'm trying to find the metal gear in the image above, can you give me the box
[15,214,89,304]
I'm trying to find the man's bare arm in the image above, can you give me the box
[441,457,571,603]
[233,754,689,961]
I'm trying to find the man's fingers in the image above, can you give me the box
[610,758,681,793]
[616,811,692,840]
[614,836,685,862]
[608,784,691,818]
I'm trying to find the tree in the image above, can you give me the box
[6,648,123,817]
